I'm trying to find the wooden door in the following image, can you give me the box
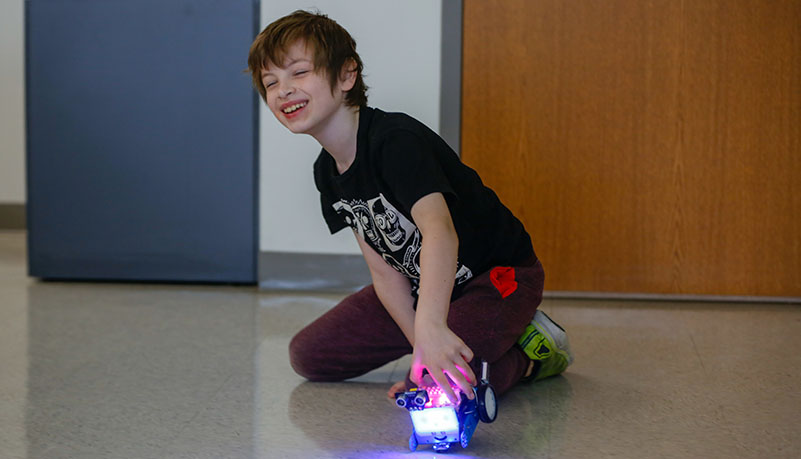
[461,0,801,297]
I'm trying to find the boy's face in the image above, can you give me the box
[260,41,355,137]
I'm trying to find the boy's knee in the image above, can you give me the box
[288,330,314,379]
[289,328,333,381]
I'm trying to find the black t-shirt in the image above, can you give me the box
[313,106,534,297]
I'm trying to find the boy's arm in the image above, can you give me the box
[410,192,477,403]
[354,230,416,347]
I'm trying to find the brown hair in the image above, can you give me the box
[247,10,368,107]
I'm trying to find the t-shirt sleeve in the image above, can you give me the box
[313,154,349,235]
[320,193,349,234]
[378,129,457,215]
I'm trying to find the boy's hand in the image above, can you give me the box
[410,322,476,404]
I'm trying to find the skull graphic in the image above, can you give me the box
[351,201,380,247]
[371,197,406,246]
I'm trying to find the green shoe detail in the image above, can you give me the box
[517,324,553,360]
[533,350,570,381]
[517,310,574,381]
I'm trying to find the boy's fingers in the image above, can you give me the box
[410,365,423,386]
[447,363,474,400]
[461,347,474,364]
[431,370,458,404]
[459,355,477,384]
[458,345,476,383]
[455,362,477,387]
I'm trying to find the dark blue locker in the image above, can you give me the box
[26,0,259,283]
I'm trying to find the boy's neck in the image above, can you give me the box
[313,105,360,175]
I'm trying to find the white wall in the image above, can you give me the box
[0,0,26,204]
[259,0,443,255]
[0,7,26,458]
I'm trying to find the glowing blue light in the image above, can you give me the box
[409,407,460,433]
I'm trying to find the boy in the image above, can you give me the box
[248,10,573,403]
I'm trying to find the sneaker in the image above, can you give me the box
[517,310,574,381]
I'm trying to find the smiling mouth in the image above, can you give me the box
[282,102,307,114]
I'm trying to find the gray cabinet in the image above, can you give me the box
[26,0,259,283]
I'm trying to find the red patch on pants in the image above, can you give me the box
[489,266,518,298]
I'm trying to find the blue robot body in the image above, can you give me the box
[395,361,497,452]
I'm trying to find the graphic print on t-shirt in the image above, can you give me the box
[333,194,473,287]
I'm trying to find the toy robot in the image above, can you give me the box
[394,360,497,452]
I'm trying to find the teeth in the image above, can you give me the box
[282,102,307,114]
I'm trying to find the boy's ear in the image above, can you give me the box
[339,58,358,92]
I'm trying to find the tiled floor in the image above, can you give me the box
[1,230,799,458]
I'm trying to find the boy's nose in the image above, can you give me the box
[278,83,294,98]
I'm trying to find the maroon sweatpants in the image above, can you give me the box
[289,258,544,396]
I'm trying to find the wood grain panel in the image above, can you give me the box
[462,0,801,296]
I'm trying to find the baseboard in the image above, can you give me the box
[258,251,371,292]
[544,290,801,304]
[0,204,25,230]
